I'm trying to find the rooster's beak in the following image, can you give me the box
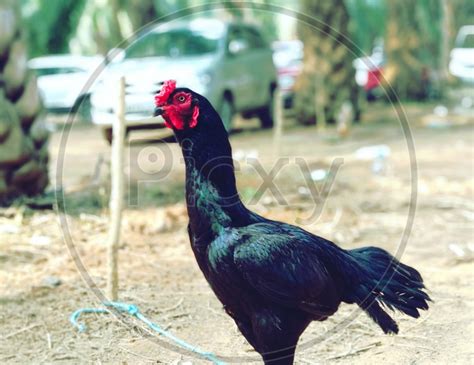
[154,107,164,117]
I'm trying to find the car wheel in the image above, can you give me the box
[219,97,234,131]
[73,94,92,122]
[258,88,275,129]
[103,127,113,145]
[103,127,130,145]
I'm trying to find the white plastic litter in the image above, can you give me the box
[433,105,449,117]
[310,169,327,181]
[355,145,391,161]
[0,224,19,234]
[355,144,391,175]
[298,186,310,196]
[30,235,51,246]
[233,149,259,162]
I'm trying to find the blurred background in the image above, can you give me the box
[0,0,472,198]
[0,1,473,363]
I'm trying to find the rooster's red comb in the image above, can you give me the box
[154,79,176,106]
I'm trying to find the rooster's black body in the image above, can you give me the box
[154,82,430,365]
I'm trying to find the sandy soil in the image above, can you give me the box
[0,103,473,364]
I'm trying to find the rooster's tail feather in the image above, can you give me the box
[345,246,430,334]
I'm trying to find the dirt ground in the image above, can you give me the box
[0,102,473,364]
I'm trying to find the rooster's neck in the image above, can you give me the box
[177,129,248,238]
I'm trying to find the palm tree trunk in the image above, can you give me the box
[0,0,49,205]
[294,0,360,125]
[384,1,428,100]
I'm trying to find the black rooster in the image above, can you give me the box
[153,80,430,364]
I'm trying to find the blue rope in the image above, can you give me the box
[70,301,226,365]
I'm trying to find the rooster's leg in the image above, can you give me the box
[251,307,311,365]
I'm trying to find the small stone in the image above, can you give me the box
[298,186,310,196]
[262,196,274,206]
[151,208,173,233]
[41,276,62,288]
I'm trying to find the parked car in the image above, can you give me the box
[449,25,474,83]
[272,40,303,110]
[91,18,277,143]
[28,55,104,117]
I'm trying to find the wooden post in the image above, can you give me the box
[107,76,126,301]
[440,0,452,84]
[273,88,283,157]
[315,75,326,132]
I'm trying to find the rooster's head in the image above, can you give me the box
[153,80,200,130]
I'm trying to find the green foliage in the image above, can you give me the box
[19,0,472,72]
[453,0,474,29]
[21,0,86,57]
[253,1,279,43]
[219,0,279,42]
[345,0,471,66]
[346,0,387,55]
[414,0,442,69]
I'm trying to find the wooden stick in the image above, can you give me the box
[326,340,382,360]
[273,88,283,157]
[0,323,40,340]
[315,75,326,132]
[107,76,126,301]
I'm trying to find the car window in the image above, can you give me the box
[226,27,244,46]
[226,26,266,54]
[241,27,266,49]
[460,34,474,48]
[33,67,83,76]
[126,28,220,58]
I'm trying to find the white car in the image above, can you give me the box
[28,55,104,114]
[91,18,277,143]
[449,25,474,83]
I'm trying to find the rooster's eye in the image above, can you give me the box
[177,95,186,103]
